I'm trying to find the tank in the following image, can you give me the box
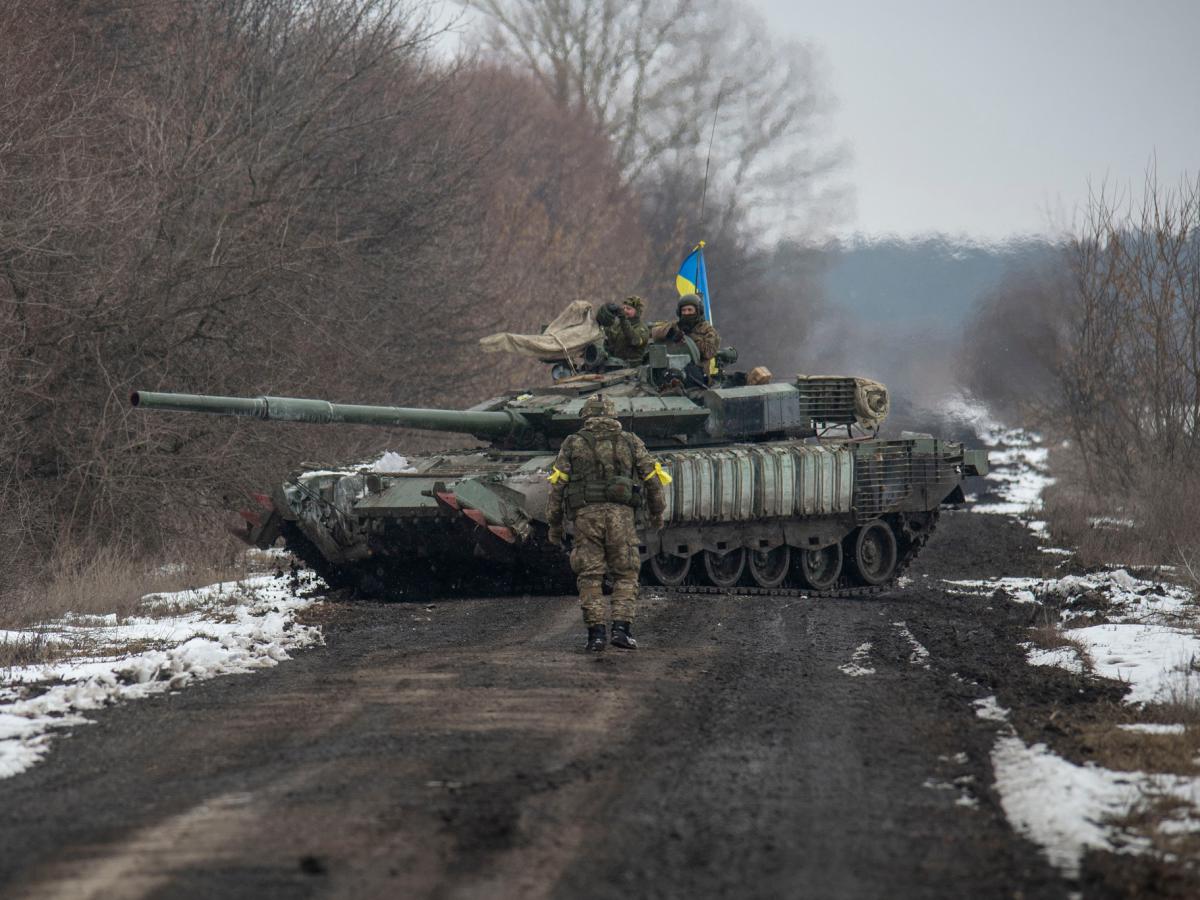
[130,344,988,598]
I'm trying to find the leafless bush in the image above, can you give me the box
[1058,173,1200,491]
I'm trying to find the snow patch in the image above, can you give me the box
[1118,723,1187,736]
[1073,625,1200,705]
[991,736,1146,877]
[893,622,931,669]
[368,451,415,473]
[1025,644,1087,675]
[953,569,1200,705]
[973,695,1011,722]
[972,427,1054,518]
[991,734,1200,878]
[0,575,323,780]
[838,643,875,677]
[945,569,1193,623]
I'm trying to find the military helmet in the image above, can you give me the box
[677,293,702,316]
[580,393,618,419]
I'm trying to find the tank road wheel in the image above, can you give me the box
[648,552,692,587]
[703,548,746,589]
[795,543,842,591]
[748,545,791,589]
[846,519,899,586]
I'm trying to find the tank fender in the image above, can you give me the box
[432,478,531,543]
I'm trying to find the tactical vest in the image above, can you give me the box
[564,430,641,511]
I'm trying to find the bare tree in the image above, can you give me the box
[1056,172,1200,490]
[464,0,844,234]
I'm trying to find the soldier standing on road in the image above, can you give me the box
[595,296,651,364]
[545,393,671,652]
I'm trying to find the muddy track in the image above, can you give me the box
[0,512,1095,898]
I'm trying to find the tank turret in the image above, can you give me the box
[132,366,899,448]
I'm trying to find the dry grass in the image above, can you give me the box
[1082,721,1199,776]
[1042,441,1200,591]
[1154,665,1200,728]
[1103,795,1200,898]
[0,533,252,632]
[0,631,72,670]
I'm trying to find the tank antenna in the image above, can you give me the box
[698,83,726,230]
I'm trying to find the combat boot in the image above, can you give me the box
[610,621,637,650]
[586,624,606,652]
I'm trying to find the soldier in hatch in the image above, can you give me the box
[595,295,650,364]
[668,293,720,364]
[545,393,670,652]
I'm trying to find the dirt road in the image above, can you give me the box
[0,513,1079,899]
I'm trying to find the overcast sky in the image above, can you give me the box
[750,0,1199,241]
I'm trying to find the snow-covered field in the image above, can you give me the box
[0,573,323,780]
[958,402,1200,877]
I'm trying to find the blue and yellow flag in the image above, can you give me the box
[675,241,713,324]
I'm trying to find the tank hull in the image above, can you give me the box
[243,435,976,598]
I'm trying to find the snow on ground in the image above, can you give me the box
[972,427,1054,521]
[944,394,1055,522]
[976,694,1200,878]
[946,569,1200,706]
[946,400,1200,878]
[838,643,875,677]
[893,622,930,669]
[0,574,323,780]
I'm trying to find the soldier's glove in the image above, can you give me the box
[649,514,665,531]
[666,325,683,342]
[547,526,564,546]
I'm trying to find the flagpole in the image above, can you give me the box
[695,83,724,326]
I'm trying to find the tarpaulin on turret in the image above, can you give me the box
[479,300,602,360]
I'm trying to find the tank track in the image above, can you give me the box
[648,510,939,600]
[283,511,939,601]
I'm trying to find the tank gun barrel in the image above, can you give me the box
[130,391,531,438]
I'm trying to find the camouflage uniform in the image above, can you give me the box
[596,296,650,364]
[648,294,721,365]
[676,293,720,363]
[546,394,668,650]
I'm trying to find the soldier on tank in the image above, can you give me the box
[651,293,721,371]
[595,295,650,364]
[671,293,720,364]
[546,393,671,652]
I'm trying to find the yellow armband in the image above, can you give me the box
[548,467,569,484]
[643,461,672,485]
